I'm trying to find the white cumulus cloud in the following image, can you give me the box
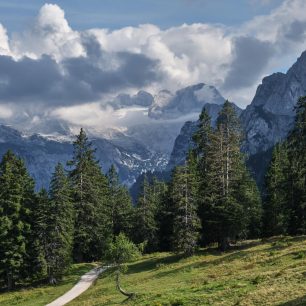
[0,0,306,127]
[0,23,10,55]
[11,3,85,60]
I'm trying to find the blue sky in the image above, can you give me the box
[0,0,283,32]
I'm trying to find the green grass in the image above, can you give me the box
[0,263,95,306]
[68,236,306,306]
[2,237,306,306]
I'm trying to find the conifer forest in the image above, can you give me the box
[0,98,305,293]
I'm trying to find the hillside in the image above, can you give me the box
[68,236,306,305]
[0,236,306,306]
[1,237,306,305]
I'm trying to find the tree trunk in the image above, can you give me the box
[48,267,57,285]
[115,271,134,298]
[74,249,84,263]
[219,237,230,251]
[7,270,13,291]
[49,275,57,285]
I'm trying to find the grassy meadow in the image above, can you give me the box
[70,236,306,306]
[2,237,306,305]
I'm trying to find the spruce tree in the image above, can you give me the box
[192,108,213,244]
[20,190,48,283]
[235,166,262,239]
[152,178,170,252]
[21,174,45,282]
[31,189,49,279]
[286,96,306,234]
[0,151,30,289]
[68,128,111,262]
[133,174,158,252]
[107,165,133,238]
[263,142,289,237]
[169,151,201,256]
[40,163,74,284]
[195,101,260,249]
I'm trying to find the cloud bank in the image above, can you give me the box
[0,1,306,129]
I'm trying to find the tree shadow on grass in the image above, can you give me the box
[153,240,267,279]
[126,253,183,275]
[279,294,306,305]
[0,263,95,293]
[126,238,304,280]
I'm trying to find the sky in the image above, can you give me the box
[0,0,284,31]
[0,0,306,130]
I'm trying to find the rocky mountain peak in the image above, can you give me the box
[241,50,306,155]
[149,83,225,119]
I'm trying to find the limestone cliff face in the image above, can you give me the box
[241,51,306,154]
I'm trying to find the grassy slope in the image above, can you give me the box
[0,263,95,306]
[69,236,306,306]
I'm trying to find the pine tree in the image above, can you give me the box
[107,165,133,238]
[22,189,47,282]
[193,107,213,163]
[40,163,74,284]
[151,178,169,252]
[263,142,289,237]
[286,96,306,234]
[31,189,49,279]
[170,151,201,256]
[21,170,44,282]
[192,108,213,244]
[235,166,262,239]
[0,151,30,289]
[68,128,111,262]
[196,101,260,249]
[133,174,158,252]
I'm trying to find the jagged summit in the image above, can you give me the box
[241,50,306,154]
[149,83,225,119]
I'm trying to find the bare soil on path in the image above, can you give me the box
[46,266,108,306]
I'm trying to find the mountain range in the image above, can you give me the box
[0,83,225,189]
[1,50,306,191]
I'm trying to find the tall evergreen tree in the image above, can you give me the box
[31,189,49,280]
[169,151,201,256]
[286,96,306,235]
[263,142,289,237]
[192,108,213,244]
[21,172,44,282]
[107,165,133,238]
[195,101,261,249]
[151,178,170,252]
[235,166,262,239]
[0,151,32,289]
[133,174,158,252]
[40,163,74,284]
[68,128,111,262]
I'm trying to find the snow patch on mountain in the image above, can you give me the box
[149,83,225,119]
